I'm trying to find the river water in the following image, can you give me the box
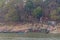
[0,33,60,40]
[0,37,60,40]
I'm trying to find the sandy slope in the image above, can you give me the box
[0,23,60,33]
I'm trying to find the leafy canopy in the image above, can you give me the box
[32,7,42,19]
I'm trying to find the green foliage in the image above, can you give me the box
[25,0,34,11]
[0,0,5,7]
[0,0,60,22]
[4,1,20,22]
[32,0,43,6]
[57,7,60,20]
[57,7,60,14]
[50,7,60,20]
[50,10,58,20]
[5,13,20,22]
[32,7,42,19]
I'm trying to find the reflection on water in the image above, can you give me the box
[0,37,60,40]
[0,33,60,40]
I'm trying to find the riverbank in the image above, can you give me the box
[0,23,60,33]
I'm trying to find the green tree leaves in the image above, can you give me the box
[0,0,60,22]
[25,0,34,12]
[4,0,20,22]
[50,7,60,20]
[32,7,42,19]
[50,10,57,20]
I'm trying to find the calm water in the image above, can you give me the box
[0,32,60,40]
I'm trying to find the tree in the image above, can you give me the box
[50,7,60,21]
[0,0,6,8]
[32,0,43,6]
[4,1,20,22]
[32,7,42,19]
[57,7,60,20]
[57,7,60,15]
[50,9,58,20]
[25,0,34,15]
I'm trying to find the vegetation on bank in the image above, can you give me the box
[0,0,60,23]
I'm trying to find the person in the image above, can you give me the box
[40,17,43,27]
[51,21,56,27]
[45,17,48,24]
[47,21,56,32]
[40,17,43,23]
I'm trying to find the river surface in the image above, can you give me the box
[0,32,60,40]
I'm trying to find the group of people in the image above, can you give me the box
[22,17,57,33]
[40,17,57,33]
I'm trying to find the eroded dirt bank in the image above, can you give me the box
[0,23,60,33]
